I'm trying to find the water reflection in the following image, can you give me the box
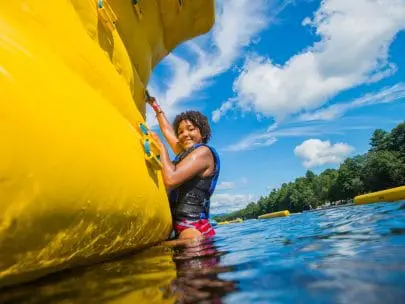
[0,246,177,303]
[0,237,237,304]
[166,237,237,303]
[2,202,403,303]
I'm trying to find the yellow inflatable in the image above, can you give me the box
[0,245,177,303]
[0,0,214,287]
[258,210,290,219]
[217,218,243,225]
[354,186,405,205]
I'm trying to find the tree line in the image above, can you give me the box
[214,122,405,222]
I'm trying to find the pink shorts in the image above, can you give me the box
[174,219,216,237]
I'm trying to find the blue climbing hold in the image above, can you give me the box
[144,139,151,156]
[139,123,149,135]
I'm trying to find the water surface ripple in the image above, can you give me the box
[1,202,404,303]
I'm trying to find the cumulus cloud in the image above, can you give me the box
[148,0,295,126]
[294,139,354,168]
[153,0,272,103]
[211,193,254,213]
[223,83,405,152]
[213,0,405,121]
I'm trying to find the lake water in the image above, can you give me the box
[1,201,404,303]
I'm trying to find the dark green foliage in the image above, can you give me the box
[388,122,405,156]
[370,129,390,152]
[333,155,366,200]
[362,150,405,191]
[214,121,405,222]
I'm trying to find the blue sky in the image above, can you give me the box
[148,0,405,214]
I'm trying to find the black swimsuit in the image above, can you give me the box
[169,144,220,222]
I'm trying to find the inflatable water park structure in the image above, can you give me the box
[0,0,214,287]
[1,0,404,288]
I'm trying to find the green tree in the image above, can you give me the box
[243,202,261,219]
[305,170,316,182]
[288,184,317,212]
[362,150,405,191]
[334,156,365,200]
[318,169,338,202]
[370,129,390,152]
[257,196,268,214]
[388,122,405,155]
[214,122,405,222]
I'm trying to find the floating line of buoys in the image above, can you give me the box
[217,218,243,225]
[354,186,405,205]
[258,210,290,219]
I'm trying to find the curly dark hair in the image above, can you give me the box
[173,110,211,143]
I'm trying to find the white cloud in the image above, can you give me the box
[222,82,405,152]
[156,0,271,106]
[212,0,270,66]
[214,0,405,121]
[212,98,235,123]
[216,181,236,190]
[294,139,354,168]
[211,193,254,213]
[223,123,340,152]
[149,0,294,124]
[298,83,405,121]
[224,133,277,152]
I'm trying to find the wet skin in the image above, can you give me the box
[151,120,215,239]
